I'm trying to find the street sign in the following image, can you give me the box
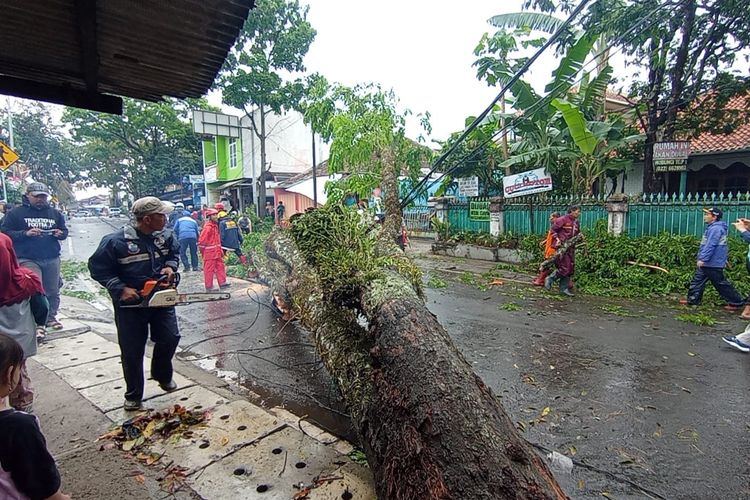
[0,141,19,171]
[457,176,479,197]
[654,141,690,173]
[503,167,553,198]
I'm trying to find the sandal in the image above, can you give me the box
[46,319,63,330]
[36,327,47,342]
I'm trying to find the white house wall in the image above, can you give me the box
[240,110,330,178]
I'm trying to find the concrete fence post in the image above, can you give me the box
[489,197,505,236]
[605,194,629,235]
[430,197,450,241]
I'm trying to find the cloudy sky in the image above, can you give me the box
[301,0,562,141]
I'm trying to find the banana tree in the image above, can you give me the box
[551,97,641,195]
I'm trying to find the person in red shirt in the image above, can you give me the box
[198,209,229,291]
[544,205,582,296]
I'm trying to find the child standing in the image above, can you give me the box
[0,333,70,500]
[198,209,229,291]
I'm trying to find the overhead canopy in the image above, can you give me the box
[1,0,254,114]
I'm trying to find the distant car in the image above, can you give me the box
[75,210,90,217]
[109,207,122,218]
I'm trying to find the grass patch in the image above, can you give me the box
[61,261,89,281]
[500,302,522,311]
[62,290,97,301]
[675,312,717,326]
[348,449,369,467]
[427,275,448,288]
[599,304,634,317]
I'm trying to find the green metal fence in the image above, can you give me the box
[504,194,608,235]
[447,199,490,233]
[437,192,750,238]
[627,192,750,237]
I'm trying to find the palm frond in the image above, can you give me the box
[488,12,566,35]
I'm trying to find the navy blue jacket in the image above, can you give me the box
[219,217,243,250]
[88,224,179,303]
[0,200,68,260]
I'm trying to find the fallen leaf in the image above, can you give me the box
[568,445,577,456]
[578,479,586,490]
[220,436,230,446]
[680,386,691,394]
[601,492,613,499]
[687,352,696,357]
[516,421,527,432]
[541,407,551,417]
[99,441,116,451]
[653,424,663,438]
[489,279,504,286]
[134,474,145,484]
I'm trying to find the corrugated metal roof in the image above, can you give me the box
[1,0,254,111]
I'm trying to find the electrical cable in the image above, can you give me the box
[400,0,683,207]
[403,0,595,210]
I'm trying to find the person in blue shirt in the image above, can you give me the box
[682,207,744,308]
[173,210,201,272]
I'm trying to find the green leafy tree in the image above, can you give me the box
[302,81,432,236]
[531,0,750,192]
[63,98,203,199]
[216,0,316,210]
[1,103,78,189]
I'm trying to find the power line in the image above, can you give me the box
[400,0,594,210]
[401,0,682,207]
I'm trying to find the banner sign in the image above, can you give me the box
[503,168,553,198]
[457,176,479,197]
[654,141,690,173]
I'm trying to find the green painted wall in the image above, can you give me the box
[202,139,217,166]
[204,136,243,182]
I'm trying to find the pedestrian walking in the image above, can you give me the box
[173,209,201,272]
[265,201,275,220]
[680,207,744,309]
[0,233,47,412]
[545,205,582,296]
[198,208,229,291]
[0,183,68,330]
[88,197,181,411]
[168,202,184,228]
[219,210,246,265]
[237,212,252,235]
[533,212,561,286]
[0,334,70,500]
[276,201,286,224]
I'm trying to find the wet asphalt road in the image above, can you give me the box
[65,220,750,499]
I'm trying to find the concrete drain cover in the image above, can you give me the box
[150,400,285,473]
[189,427,347,499]
[79,372,194,412]
[34,331,119,370]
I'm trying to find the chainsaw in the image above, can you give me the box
[121,274,230,308]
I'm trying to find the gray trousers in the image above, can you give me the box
[19,257,61,322]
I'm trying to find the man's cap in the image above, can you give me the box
[132,196,175,217]
[175,202,185,208]
[26,182,50,196]
[704,207,723,219]
[214,202,225,210]
[204,208,219,216]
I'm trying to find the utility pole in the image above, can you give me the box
[311,130,317,206]
[2,99,13,202]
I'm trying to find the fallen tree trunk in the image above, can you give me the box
[259,225,567,500]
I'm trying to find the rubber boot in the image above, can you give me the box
[559,276,575,297]
[544,271,557,291]
[532,270,549,286]
[239,254,248,265]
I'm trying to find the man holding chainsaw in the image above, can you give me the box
[88,197,181,411]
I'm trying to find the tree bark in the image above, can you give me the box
[259,230,567,500]
[257,104,268,211]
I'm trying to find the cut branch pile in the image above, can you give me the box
[257,206,567,499]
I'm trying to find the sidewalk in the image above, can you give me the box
[31,285,374,499]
